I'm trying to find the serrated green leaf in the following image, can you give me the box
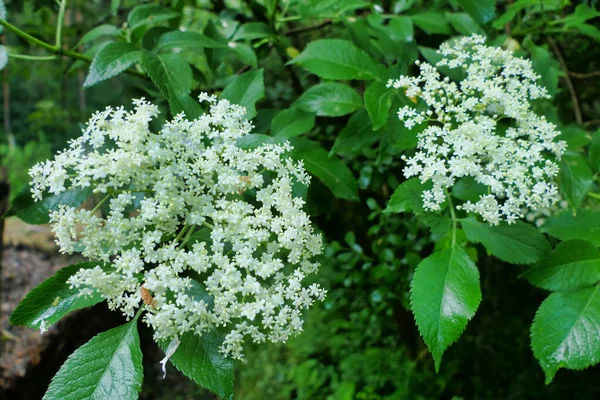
[229,42,257,69]
[411,246,481,371]
[10,262,109,330]
[384,178,429,215]
[83,42,142,88]
[462,217,550,264]
[163,331,234,400]
[541,210,600,246]
[521,240,600,292]
[289,138,359,201]
[421,213,453,235]
[153,30,227,52]
[589,130,600,172]
[457,0,496,24]
[531,284,600,383]
[560,152,593,210]
[364,81,394,131]
[411,12,452,35]
[221,69,264,119]
[232,22,272,41]
[44,317,143,400]
[452,176,488,202]
[445,12,483,35]
[290,39,386,81]
[330,109,380,157]
[4,185,91,225]
[271,108,315,139]
[295,83,362,117]
[127,4,179,30]
[76,25,121,47]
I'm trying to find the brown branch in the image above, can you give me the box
[568,71,600,79]
[548,37,583,125]
[284,19,332,36]
[583,119,600,126]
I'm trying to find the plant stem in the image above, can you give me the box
[55,0,68,48]
[587,192,600,200]
[8,53,57,60]
[174,223,190,244]
[91,194,111,214]
[445,189,458,248]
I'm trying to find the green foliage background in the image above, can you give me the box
[3,0,600,399]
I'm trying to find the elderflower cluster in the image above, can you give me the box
[29,94,325,359]
[387,35,565,225]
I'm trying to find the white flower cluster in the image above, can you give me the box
[29,94,325,359]
[388,35,565,224]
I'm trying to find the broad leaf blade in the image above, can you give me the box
[10,262,109,330]
[330,109,380,157]
[384,178,429,215]
[221,69,265,119]
[531,284,600,383]
[462,217,550,264]
[560,152,593,210]
[364,81,394,131]
[154,30,226,51]
[541,210,600,246]
[271,108,315,139]
[44,318,143,400]
[411,246,482,371]
[295,83,362,117]
[521,240,600,292]
[83,42,142,88]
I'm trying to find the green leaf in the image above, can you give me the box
[531,284,600,383]
[4,185,91,225]
[290,39,386,81]
[330,109,380,157]
[457,0,496,24]
[163,331,234,400]
[452,176,488,202]
[289,138,359,201]
[76,25,121,47]
[387,16,414,42]
[127,4,179,30]
[521,240,600,292]
[153,30,227,52]
[541,210,600,246]
[232,22,272,41]
[271,108,315,139]
[445,12,483,35]
[384,178,428,215]
[10,262,109,330]
[295,83,362,117]
[419,46,465,82]
[140,51,201,119]
[83,42,142,88]
[44,317,143,400]
[411,246,481,371]
[364,81,394,131]
[236,134,283,150]
[229,42,258,69]
[522,38,561,97]
[462,217,550,264]
[221,69,265,119]
[0,45,7,71]
[560,152,593,210]
[411,12,452,35]
[589,130,600,172]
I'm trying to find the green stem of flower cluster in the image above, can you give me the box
[445,190,458,248]
[55,0,68,48]
[91,194,111,214]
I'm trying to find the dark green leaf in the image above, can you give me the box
[419,46,465,82]
[295,83,362,117]
[232,22,272,41]
[83,42,142,88]
[560,152,593,210]
[589,130,600,172]
[462,217,550,264]
[541,210,600,246]
[531,284,600,383]
[457,0,496,24]
[5,185,91,225]
[290,39,386,81]
[289,138,359,201]
[236,134,283,150]
[411,246,481,371]
[445,12,483,35]
[364,81,394,131]
[229,42,258,69]
[154,31,227,52]
[271,108,315,139]
[521,240,600,292]
[387,16,414,42]
[163,331,234,400]
[10,262,109,329]
[411,12,452,35]
[523,38,561,97]
[221,69,265,119]
[44,317,143,400]
[452,177,488,202]
[330,109,380,157]
[76,25,121,47]
[384,178,429,215]
[127,4,178,30]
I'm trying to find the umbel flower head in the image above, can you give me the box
[388,35,566,225]
[29,94,325,359]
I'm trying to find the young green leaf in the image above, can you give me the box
[411,246,482,371]
[162,331,234,400]
[364,81,394,131]
[330,109,380,157]
[462,217,550,264]
[531,284,600,383]
[560,152,593,210]
[289,138,359,201]
[521,240,600,292]
[384,178,429,215]
[289,39,386,81]
[271,108,315,139]
[10,262,109,330]
[43,317,143,400]
[295,83,362,117]
[541,210,600,246]
[4,185,91,225]
[221,69,265,119]
[83,42,142,88]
